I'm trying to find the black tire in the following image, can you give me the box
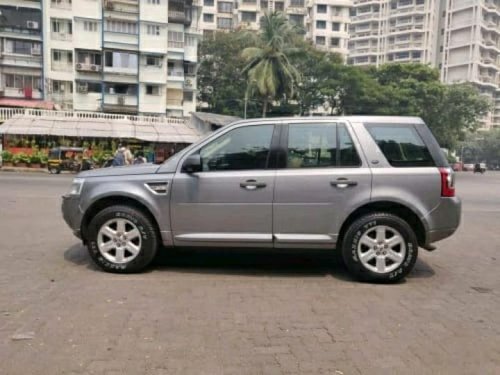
[86,205,159,273]
[341,212,418,283]
[49,167,59,174]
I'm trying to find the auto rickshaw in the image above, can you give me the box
[473,162,486,174]
[47,147,93,174]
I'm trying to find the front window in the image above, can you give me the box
[199,125,274,171]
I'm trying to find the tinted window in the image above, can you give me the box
[339,124,361,166]
[366,124,434,167]
[286,123,361,168]
[200,125,274,171]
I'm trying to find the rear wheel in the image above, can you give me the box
[341,212,418,282]
[49,166,59,174]
[86,205,159,273]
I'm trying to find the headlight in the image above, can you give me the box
[69,178,85,196]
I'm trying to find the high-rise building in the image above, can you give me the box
[0,0,201,117]
[0,1,43,102]
[348,0,441,67]
[200,0,352,59]
[441,0,500,129]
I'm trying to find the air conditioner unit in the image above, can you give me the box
[77,83,88,93]
[27,21,39,29]
[117,96,125,105]
[90,64,99,71]
[76,63,83,70]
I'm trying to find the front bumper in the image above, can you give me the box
[61,194,84,240]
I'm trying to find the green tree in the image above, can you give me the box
[241,12,301,117]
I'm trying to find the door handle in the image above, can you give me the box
[240,180,267,190]
[331,178,358,189]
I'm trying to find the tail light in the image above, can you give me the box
[439,167,455,197]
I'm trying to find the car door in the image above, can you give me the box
[273,121,372,249]
[170,122,278,248]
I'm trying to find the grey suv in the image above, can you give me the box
[62,117,461,282]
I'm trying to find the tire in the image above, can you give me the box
[86,205,159,273]
[49,167,59,174]
[341,212,418,283]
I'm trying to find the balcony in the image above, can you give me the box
[103,0,139,14]
[51,32,72,42]
[103,94,138,114]
[0,54,42,69]
[168,70,185,81]
[167,98,183,108]
[50,0,72,10]
[75,62,102,73]
[52,62,73,72]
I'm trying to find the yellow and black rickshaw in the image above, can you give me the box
[47,147,92,174]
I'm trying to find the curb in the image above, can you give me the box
[0,167,49,174]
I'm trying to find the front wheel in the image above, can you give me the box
[341,213,418,283]
[86,205,159,273]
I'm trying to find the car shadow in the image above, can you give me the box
[63,244,435,282]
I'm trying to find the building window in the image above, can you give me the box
[290,0,304,6]
[183,91,194,102]
[146,24,160,36]
[241,12,257,22]
[317,4,327,13]
[146,85,160,95]
[203,13,214,23]
[289,14,304,26]
[185,35,196,47]
[52,50,61,61]
[146,55,161,66]
[5,40,33,55]
[275,1,284,11]
[330,38,340,47]
[332,22,340,31]
[105,20,138,34]
[261,1,268,9]
[217,2,233,13]
[316,36,326,45]
[105,83,137,95]
[316,20,326,29]
[204,0,214,5]
[147,0,160,4]
[83,21,97,32]
[412,51,421,59]
[51,19,72,34]
[52,80,73,94]
[4,74,41,90]
[217,17,233,29]
[104,51,138,69]
[168,31,184,48]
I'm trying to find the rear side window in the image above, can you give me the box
[366,124,435,167]
[286,123,361,168]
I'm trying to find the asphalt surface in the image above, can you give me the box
[0,171,499,374]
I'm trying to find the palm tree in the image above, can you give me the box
[241,12,301,117]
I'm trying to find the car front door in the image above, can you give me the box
[170,123,278,247]
[273,121,372,248]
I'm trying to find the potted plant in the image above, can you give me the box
[29,153,42,168]
[14,153,30,168]
[1,151,13,167]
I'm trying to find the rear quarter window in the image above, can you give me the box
[365,124,435,167]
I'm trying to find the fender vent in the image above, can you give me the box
[145,182,168,195]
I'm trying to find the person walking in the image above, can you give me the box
[113,142,133,166]
[133,151,148,165]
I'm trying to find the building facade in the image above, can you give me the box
[441,0,500,129]
[0,0,200,117]
[200,0,352,59]
[348,0,441,67]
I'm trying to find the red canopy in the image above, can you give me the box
[0,98,55,110]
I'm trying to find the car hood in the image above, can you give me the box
[78,164,160,178]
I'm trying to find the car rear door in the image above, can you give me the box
[170,122,279,248]
[273,120,372,249]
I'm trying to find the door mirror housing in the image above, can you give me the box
[182,154,202,173]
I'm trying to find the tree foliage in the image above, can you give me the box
[197,27,490,149]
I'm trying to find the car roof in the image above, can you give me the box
[229,116,424,126]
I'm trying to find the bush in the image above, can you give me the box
[29,153,42,164]
[13,153,30,165]
[1,150,13,162]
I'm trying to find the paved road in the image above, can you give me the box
[0,172,499,375]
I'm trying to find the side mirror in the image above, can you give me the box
[182,154,202,173]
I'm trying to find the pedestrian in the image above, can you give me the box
[133,151,148,165]
[113,142,133,166]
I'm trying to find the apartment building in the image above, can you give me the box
[441,0,500,129]
[0,1,43,103]
[349,0,441,66]
[0,0,200,117]
[200,0,352,59]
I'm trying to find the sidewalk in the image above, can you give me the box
[0,166,48,174]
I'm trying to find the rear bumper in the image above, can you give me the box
[424,196,461,246]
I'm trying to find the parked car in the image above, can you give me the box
[62,116,461,282]
[463,163,474,172]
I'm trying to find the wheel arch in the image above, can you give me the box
[337,201,427,248]
[81,195,161,243]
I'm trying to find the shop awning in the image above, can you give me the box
[0,115,201,144]
[0,99,55,110]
